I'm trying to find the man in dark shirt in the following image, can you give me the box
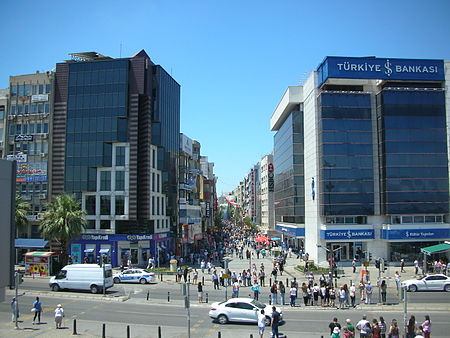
[329,317,341,335]
[271,306,280,338]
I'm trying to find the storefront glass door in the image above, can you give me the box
[330,243,351,261]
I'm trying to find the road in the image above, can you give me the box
[1,293,449,337]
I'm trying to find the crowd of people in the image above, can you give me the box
[328,314,432,338]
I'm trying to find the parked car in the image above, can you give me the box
[401,274,450,292]
[209,297,282,325]
[113,269,156,284]
[49,264,113,294]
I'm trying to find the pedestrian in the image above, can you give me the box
[380,280,387,304]
[146,256,153,269]
[201,260,205,273]
[346,319,355,337]
[400,259,405,273]
[197,282,203,303]
[349,283,356,308]
[270,306,281,338]
[359,280,365,301]
[379,316,387,338]
[356,314,370,338]
[259,269,265,287]
[387,319,400,338]
[352,258,357,273]
[338,286,346,309]
[289,284,297,307]
[332,326,341,338]
[183,266,189,282]
[212,271,220,290]
[32,296,42,324]
[271,282,278,304]
[371,318,381,338]
[11,297,19,323]
[301,283,309,306]
[364,281,373,304]
[414,259,419,275]
[193,269,198,285]
[329,317,342,336]
[54,304,64,329]
[233,280,240,298]
[329,286,336,308]
[407,315,417,338]
[313,283,320,306]
[421,315,431,338]
[258,309,266,338]
[279,281,286,305]
[252,282,260,300]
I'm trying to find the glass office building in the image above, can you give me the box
[272,57,450,264]
[52,51,179,266]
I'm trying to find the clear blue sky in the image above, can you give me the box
[1,0,449,195]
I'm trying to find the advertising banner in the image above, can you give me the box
[381,228,450,240]
[70,244,82,264]
[16,161,47,182]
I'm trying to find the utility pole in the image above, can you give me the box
[14,272,19,329]
[403,285,408,337]
[183,282,191,338]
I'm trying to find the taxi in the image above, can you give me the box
[113,268,156,284]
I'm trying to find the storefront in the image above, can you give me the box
[275,224,305,249]
[320,228,375,261]
[381,227,450,262]
[70,233,172,267]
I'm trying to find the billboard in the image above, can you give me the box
[16,161,47,182]
[180,134,193,156]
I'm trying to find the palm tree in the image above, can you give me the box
[15,194,31,235]
[39,193,87,263]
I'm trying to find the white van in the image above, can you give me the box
[49,264,113,294]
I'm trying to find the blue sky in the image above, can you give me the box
[1,0,449,194]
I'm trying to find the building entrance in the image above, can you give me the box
[330,243,351,261]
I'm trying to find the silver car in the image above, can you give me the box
[401,274,450,292]
[209,297,282,325]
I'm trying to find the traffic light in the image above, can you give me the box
[19,274,24,284]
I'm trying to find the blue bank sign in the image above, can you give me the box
[321,229,374,240]
[381,228,450,240]
[275,224,305,237]
[318,56,444,86]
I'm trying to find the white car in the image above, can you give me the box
[209,297,282,325]
[401,274,450,292]
[113,269,156,284]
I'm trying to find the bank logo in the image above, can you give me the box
[384,59,392,77]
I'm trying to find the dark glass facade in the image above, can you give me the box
[378,88,449,214]
[319,93,374,216]
[274,109,304,223]
[65,60,129,194]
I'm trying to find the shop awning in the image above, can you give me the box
[421,243,450,256]
[15,238,48,248]
[24,251,57,257]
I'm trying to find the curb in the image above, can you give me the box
[6,288,130,302]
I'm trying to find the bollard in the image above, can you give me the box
[270,278,272,286]
[127,325,130,338]
[286,278,288,286]
[202,276,205,285]
[206,292,209,303]
[218,332,221,338]
[158,326,162,338]
[73,319,77,335]
[250,335,253,338]
[147,290,149,301]
[269,294,272,305]
[102,323,106,338]
[168,291,170,302]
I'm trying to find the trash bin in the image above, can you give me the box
[170,259,178,272]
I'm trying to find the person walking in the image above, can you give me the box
[197,282,203,303]
[232,280,240,298]
[270,306,281,338]
[258,309,266,338]
[192,269,198,285]
[252,282,260,300]
[345,319,355,337]
[54,304,64,329]
[212,271,220,290]
[11,297,19,323]
[279,281,286,305]
[352,259,357,273]
[414,259,419,275]
[380,280,387,304]
[259,269,265,287]
[421,315,431,338]
[270,282,278,305]
[32,297,42,324]
[289,284,297,307]
[359,280,365,302]
[400,259,405,273]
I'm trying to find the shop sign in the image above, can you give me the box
[14,134,34,142]
[31,94,49,103]
[81,234,109,241]
[275,224,305,237]
[318,57,444,86]
[381,228,450,240]
[126,234,152,241]
[180,134,193,156]
[16,161,47,183]
[321,229,374,240]
[7,154,27,162]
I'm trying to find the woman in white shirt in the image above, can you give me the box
[54,304,64,329]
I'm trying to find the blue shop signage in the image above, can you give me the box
[275,224,305,237]
[321,229,374,240]
[318,56,444,86]
[381,228,450,240]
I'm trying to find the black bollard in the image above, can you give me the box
[147,290,149,301]
[102,323,106,338]
[127,325,130,338]
[270,278,272,286]
[206,292,209,303]
[250,335,253,338]
[286,278,288,286]
[168,291,170,302]
[73,319,77,335]
[218,332,221,338]
[158,326,162,338]
[202,276,205,285]
[269,294,272,305]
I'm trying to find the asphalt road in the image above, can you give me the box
[1,294,449,338]
[19,276,450,305]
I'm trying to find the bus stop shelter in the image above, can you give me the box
[420,242,450,274]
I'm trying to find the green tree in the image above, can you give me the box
[15,194,31,235]
[39,194,87,263]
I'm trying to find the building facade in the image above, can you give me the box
[271,57,450,264]
[260,154,275,232]
[52,51,179,266]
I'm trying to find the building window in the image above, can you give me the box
[24,84,31,96]
[152,173,155,192]
[38,84,44,94]
[156,219,159,229]
[100,196,111,215]
[156,197,160,215]
[44,103,50,113]
[100,220,110,229]
[115,196,125,215]
[152,149,156,168]
[86,220,96,229]
[116,146,125,166]
[45,84,52,94]
[152,196,155,215]
[115,171,125,191]
[86,196,96,215]
[32,85,37,95]
[100,171,111,191]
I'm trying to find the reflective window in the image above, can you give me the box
[115,196,125,215]
[85,196,96,215]
[115,171,125,191]
[100,196,111,215]
[100,171,111,191]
